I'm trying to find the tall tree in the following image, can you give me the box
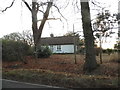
[22,0,53,51]
[93,9,117,63]
[80,0,98,72]
[1,0,67,57]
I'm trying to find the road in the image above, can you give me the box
[1,79,70,89]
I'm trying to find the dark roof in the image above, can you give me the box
[41,36,79,45]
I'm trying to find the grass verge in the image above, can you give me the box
[109,53,120,63]
[2,69,119,88]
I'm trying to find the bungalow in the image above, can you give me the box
[41,36,79,54]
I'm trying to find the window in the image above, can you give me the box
[50,45,53,52]
[57,45,61,51]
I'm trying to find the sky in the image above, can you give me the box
[0,0,119,49]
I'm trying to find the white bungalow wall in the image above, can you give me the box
[48,44,77,54]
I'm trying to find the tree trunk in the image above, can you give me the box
[32,1,38,51]
[80,1,98,72]
[22,0,53,58]
[36,2,53,47]
[32,1,53,52]
[99,36,103,64]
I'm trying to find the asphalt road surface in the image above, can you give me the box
[1,79,70,89]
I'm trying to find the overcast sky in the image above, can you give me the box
[0,0,118,49]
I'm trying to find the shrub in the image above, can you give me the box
[36,46,52,58]
[106,48,113,55]
[102,49,107,53]
[27,46,34,56]
[2,39,30,62]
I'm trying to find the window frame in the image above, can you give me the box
[57,45,61,51]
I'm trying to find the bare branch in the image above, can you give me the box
[22,0,32,12]
[39,2,48,6]
[37,2,51,13]
[57,0,70,10]
[53,4,67,21]
[91,1,104,9]
[37,18,60,21]
[41,5,45,13]
[38,10,44,14]
[52,4,69,30]
[2,0,15,12]
[38,2,53,29]
[59,18,65,29]
[51,8,55,18]
[63,0,70,9]
[36,2,53,44]
[50,7,65,29]
[75,0,80,12]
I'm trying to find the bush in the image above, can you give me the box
[102,49,107,53]
[27,46,34,56]
[106,48,113,55]
[36,46,52,58]
[2,39,30,61]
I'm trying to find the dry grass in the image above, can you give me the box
[109,53,120,63]
[96,53,119,63]
[2,54,119,88]
[3,54,119,76]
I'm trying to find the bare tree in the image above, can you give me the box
[1,0,67,54]
[2,30,33,46]
[1,0,103,71]
[3,32,21,41]
[20,30,34,46]
[93,9,117,64]
[22,0,53,51]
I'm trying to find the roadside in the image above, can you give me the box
[2,69,118,88]
[2,79,69,89]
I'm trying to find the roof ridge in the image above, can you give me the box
[40,36,76,45]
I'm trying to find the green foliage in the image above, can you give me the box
[36,46,52,58]
[2,39,30,61]
[78,39,84,46]
[102,49,107,53]
[114,43,120,50]
[27,46,34,56]
[106,48,113,55]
